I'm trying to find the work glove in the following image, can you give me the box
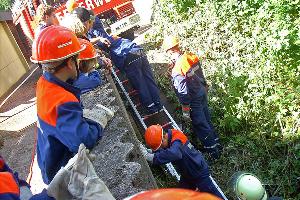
[139,144,154,164]
[83,104,114,128]
[47,144,115,200]
[182,105,191,122]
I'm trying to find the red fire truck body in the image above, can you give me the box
[11,0,140,40]
[55,0,140,38]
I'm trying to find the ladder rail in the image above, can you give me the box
[111,68,180,180]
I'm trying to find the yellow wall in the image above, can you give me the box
[0,21,29,98]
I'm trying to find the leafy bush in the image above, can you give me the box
[0,0,10,10]
[147,0,300,198]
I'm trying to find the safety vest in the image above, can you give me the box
[170,129,188,145]
[172,53,201,78]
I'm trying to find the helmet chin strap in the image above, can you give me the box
[71,56,80,80]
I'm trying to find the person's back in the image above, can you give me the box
[171,52,207,105]
[141,125,224,199]
[36,72,102,183]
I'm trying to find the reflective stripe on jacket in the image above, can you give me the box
[171,53,207,105]
[36,72,103,184]
[153,129,209,180]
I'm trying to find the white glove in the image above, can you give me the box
[83,104,114,128]
[47,144,115,200]
[139,144,154,163]
[68,144,115,200]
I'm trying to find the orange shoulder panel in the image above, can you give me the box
[172,53,199,76]
[36,77,79,126]
[171,129,188,145]
[0,172,19,195]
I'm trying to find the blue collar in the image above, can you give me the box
[43,72,81,100]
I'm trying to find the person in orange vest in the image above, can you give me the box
[31,25,113,184]
[140,125,225,199]
[34,4,59,38]
[161,36,222,160]
[0,156,53,200]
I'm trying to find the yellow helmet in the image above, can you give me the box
[66,0,78,13]
[162,36,179,51]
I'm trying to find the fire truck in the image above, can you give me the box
[11,0,141,41]
[55,0,141,39]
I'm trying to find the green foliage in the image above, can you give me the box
[0,0,11,10]
[148,0,300,198]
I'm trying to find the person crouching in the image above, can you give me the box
[140,125,225,199]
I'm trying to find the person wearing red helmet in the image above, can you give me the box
[31,26,108,184]
[124,188,221,200]
[141,125,225,199]
[72,39,104,93]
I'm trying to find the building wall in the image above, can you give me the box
[0,21,29,98]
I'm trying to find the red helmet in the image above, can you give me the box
[78,39,97,61]
[145,125,163,151]
[31,25,85,63]
[125,189,222,200]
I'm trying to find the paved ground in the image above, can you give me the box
[0,66,41,180]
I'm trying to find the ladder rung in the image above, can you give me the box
[122,79,129,84]
[135,103,141,108]
[128,90,138,96]
[161,122,172,128]
[142,111,160,120]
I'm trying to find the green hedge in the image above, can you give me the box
[148,0,300,198]
[0,0,10,10]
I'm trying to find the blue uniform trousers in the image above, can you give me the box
[190,87,220,158]
[124,52,161,113]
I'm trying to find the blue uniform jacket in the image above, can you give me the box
[87,17,142,70]
[0,157,53,200]
[72,70,101,94]
[153,129,209,180]
[36,72,103,184]
[171,53,207,105]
